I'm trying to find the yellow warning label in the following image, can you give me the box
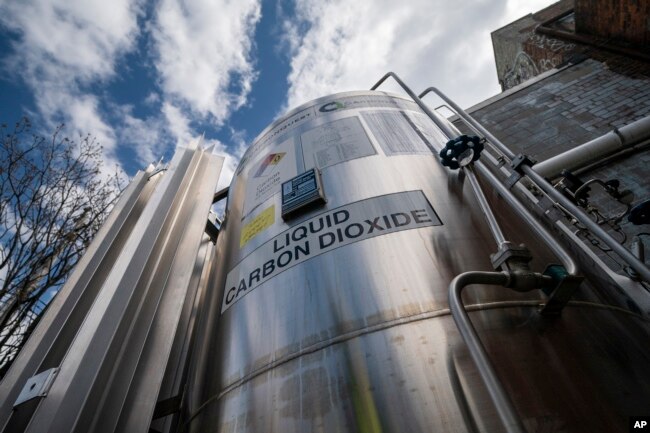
[240,205,275,247]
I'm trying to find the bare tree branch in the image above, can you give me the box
[0,118,126,376]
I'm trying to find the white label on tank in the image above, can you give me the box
[222,190,441,313]
[236,107,315,175]
[362,111,436,155]
[406,112,449,152]
[301,117,376,170]
[243,138,298,217]
[315,95,419,114]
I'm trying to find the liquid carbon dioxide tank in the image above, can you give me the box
[186,91,650,432]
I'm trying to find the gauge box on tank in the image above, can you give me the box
[281,168,326,220]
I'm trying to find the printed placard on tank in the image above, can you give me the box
[362,111,437,155]
[243,138,298,217]
[301,117,376,170]
[222,190,442,312]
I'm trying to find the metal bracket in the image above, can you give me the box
[212,186,229,204]
[14,368,59,407]
[152,395,182,420]
[504,171,523,189]
[490,242,533,272]
[510,153,536,174]
[540,265,584,316]
[205,220,219,244]
[147,167,168,180]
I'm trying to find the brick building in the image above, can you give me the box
[452,0,650,308]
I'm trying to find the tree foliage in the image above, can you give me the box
[0,118,124,376]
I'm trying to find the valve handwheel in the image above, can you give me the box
[439,135,484,169]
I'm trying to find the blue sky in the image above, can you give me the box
[0,0,554,189]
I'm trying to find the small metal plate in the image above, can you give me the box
[14,367,59,407]
[281,169,326,220]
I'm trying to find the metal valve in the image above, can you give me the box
[439,135,484,169]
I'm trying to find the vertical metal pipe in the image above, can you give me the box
[371,73,511,250]
[474,161,579,275]
[448,271,526,433]
[464,165,508,248]
[417,85,649,282]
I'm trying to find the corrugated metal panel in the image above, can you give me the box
[0,140,223,433]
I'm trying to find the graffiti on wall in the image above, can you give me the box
[502,32,577,89]
[502,51,540,89]
[527,33,576,53]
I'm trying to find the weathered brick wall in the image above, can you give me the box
[575,0,650,46]
[466,58,650,161]
[491,0,577,90]
[456,55,650,275]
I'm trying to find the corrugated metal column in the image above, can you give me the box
[0,140,224,433]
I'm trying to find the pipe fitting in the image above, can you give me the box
[505,271,553,292]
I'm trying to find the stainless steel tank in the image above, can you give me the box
[186,91,650,432]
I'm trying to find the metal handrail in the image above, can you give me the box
[465,164,508,248]
[371,73,456,138]
[372,73,512,251]
[417,85,650,282]
[475,161,579,275]
[373,73,532,433]
[419,87,516,160]
[449,272,529,433]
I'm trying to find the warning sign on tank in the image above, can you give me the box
[243,138,297,216]
[240,205,275,248]
[222,190,441,313]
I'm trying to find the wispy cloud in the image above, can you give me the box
[150,0,262,125]
[149,0,262,181]
[162,102,244,190]
[1,0,263,174]
[0,0,142,159]
[281,0,554,111]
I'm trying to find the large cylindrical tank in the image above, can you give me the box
[187,91,650,432]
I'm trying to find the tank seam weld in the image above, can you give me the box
[186,299,647,426]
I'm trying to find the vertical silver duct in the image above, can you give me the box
[0,140,223,433]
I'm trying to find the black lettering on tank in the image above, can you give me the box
[309,218,325,233]
[273,238,285,253]
[365,217,384,233]
[319,232,336,248]
[411,209,432,224]
[277,250,292,268]
[391,212,411,227]
[294,241,310,260]
[249,268,261,287]
[262,259,275,277]
[333,210,350,225]
[236,279,247,298]
[226,287,236,304]
[292,226,308,241]
[383,215,392,229]
[345,223,364,238]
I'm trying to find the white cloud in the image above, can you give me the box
[0,0,142,159]
[150,0,262,125]
[162,102,242,191]
[148,0,263,191]
[162,102,194,146]
[116,106,165,166]
[282,0,557,111]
